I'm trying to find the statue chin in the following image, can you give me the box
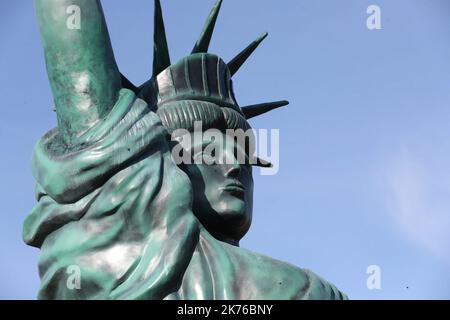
[193,198,251,245]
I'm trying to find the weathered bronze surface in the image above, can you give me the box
[23,0,347,300]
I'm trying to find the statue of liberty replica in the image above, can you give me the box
[23,0,347,300]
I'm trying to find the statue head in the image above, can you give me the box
[135,0,288,245]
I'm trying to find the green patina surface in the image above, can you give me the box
[24,0,348,300]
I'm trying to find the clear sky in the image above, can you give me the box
[1,0,449,299]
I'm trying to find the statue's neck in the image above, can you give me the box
[208,230,240,247]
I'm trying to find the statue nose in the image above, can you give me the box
[225,160,241,178]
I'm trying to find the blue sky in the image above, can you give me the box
[1,0,449,299]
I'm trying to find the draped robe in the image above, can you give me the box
[23,89,347,300]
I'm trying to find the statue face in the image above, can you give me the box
[177,132,254,244]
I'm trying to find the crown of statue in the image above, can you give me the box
[123,0,289,122]
[121,0,289,167]
[148,53,241,115]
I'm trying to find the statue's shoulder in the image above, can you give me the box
[176,231,347,300]
[223,244,348,300]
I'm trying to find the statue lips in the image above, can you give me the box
[219,180,246,198]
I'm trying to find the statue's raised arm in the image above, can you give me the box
[35,0,121,145]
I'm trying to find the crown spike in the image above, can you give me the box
[192,0,223,54]
[153,0,171,77]
[241,100,289,119]
[228,32,268,76]
[255,157,273,168]
[120,73,138,94]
